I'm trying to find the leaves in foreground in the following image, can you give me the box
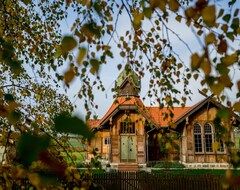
[54,113,93,138]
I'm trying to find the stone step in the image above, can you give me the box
[118,164,138,171]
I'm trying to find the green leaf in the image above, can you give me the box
[90,58,100,74]
[61,36,77,53]
[17,133,50,167]
[54,114,92,138]
[223,14,231,22]
[81,22,101,39]
[143,7,152,19]
[21,0,31,5]
[217,108,230,120]
[4,93,15,102]
[9,110,21,124]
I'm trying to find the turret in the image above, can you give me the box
[114,65,141,97]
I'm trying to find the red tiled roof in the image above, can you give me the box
[87,96,193,128]
[87,119,100,128]
[147,107,192,127]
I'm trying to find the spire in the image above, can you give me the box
[115,64,141,97]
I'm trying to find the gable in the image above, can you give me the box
[174,96,240,129]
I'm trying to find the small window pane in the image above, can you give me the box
[120,122,135,134]
[194,123,202,152]
[204,123,213,152]
[104,137,110,145]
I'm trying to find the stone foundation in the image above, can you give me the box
[182,162,229,169]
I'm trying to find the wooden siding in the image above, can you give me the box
[180,103,233,163]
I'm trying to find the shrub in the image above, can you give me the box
[153,162,185,168]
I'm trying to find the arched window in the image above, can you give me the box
[204,123,213,152]
[194,123,202,152]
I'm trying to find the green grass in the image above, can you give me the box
[61,151,85,164]
[152,169,240,175]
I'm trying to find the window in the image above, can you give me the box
[194,123,202,152]
[120,122,135,134]
[204,123,213,152]
[104,137,111,145]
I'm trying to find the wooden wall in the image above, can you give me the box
[109,111,146,163]
[180,104,232,164]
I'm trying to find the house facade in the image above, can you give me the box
[87,68,240,168]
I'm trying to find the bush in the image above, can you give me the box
[153,162,185,168]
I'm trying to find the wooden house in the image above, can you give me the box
[87,68,240,169]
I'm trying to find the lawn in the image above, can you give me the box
[152,169,240,175]
[61,137,86,164]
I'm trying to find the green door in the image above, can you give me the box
[120,136,136,163]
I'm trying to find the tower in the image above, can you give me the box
[115,65,141,97]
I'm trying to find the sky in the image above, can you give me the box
[59,1,240,119]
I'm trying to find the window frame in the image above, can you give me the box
[193,121,225,154]
[194,123,203,153]
[120,122,135,134]
[204,123,213,153]
[104,137,111,145]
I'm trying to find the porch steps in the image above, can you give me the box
[118,163,138,171]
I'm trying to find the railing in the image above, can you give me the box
[93,171,240,190]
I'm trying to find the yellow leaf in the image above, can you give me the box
[233,102,240,113]
[64,69,75,84]
[210,82,224,96]
[202,5,216,27]
[175,15,182,22]
[77,47,87,66]
[219,74,232,88]
[205,33,216,44]
[222,53,238,66]
[29,173,40,187]
[74,173,80,180]
[157,133,162,140]
[200,58,211,76]
[169,0,179,12]
[165,96,171,103]
[165,142,171,150]
[185,7,195,19]
[212,141,219,152]
[221,24,228,33]
[158,1,167,12]
[191,53,200,70]
[133,12,143,29]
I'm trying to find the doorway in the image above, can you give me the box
[120,136,136,163]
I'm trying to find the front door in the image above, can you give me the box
[120,136,136,163]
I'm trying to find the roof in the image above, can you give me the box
[116,66,140,89]
[87,96,192,129]
[147,107,192,127]
[98,96,145,127]
[87,95,240,130]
